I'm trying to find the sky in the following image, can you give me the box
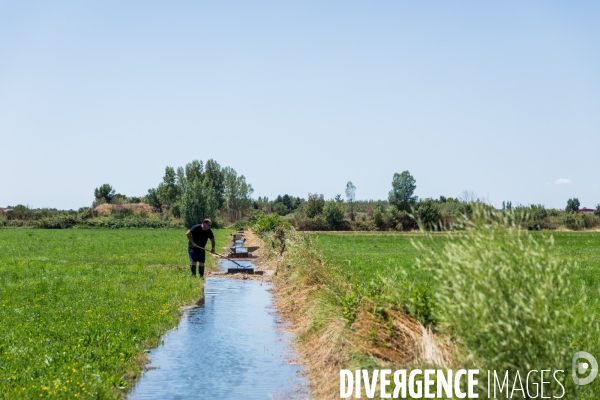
[1,1,599,210]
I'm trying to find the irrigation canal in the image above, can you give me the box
[129,259,309,399]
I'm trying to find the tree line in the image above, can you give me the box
[3,166,599,231]
[92,159,253,228]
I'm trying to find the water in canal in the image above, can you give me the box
[129,260,309,399]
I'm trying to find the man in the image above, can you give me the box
[186,218,215,278]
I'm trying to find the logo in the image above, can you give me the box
[572,351,598,385]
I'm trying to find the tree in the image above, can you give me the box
[459,190,479,204]
[566,198,580,213]
[176,160,204,202]
[282,194,293,210]
[323,199,345,228]
[273,202,288,216]
[94,184,115,203]
[306,193,325,218]
[388,171,417,211]
[157,166,180,207]
[345,181,356,221]
[181,179,217,229]
[222,166,254,221]
[143,188,162,210]
[203,159,225,209]
[595,204,600,217]
[185,160,204,184]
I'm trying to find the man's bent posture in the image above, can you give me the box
[186,219,215,278]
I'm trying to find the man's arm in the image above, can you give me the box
[210,238,216,253]
[186,230,198,248]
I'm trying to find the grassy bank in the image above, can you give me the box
[273,223,600,398]
[0,228,232,399]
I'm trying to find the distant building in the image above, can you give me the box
[578,207,595,214]
[0,207,10,213]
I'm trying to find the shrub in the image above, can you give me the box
[292,215,329,231]
[414,199,441,230]
[273,202,288,216]
[581,213,600,229]
[547,208,560,217]
[373,207,385,229]
[228,217,249,230]
[252,214,291,235]
[349,220,378,231]
[511,204,550,230]
[536,215,561,230]
[562,213,585,230]
[416,207,575,396]
[386,208,418,231]
[323,200,345,228]
[7,205,31,220]
[78,208,93,219]
[305,193,325,218]
[0,215,185,229]
[111,206,134,218]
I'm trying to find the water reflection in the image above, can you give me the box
[129,276,309,399]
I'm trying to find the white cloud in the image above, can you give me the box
[555,178,573,185]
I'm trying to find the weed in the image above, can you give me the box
[415,207,598,397]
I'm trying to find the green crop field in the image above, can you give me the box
[307,230,600,396]
[310,231,600,309]
[0,228,233,399]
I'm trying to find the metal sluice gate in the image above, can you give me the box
[226,231,263,275]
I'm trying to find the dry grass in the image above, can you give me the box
[350,303,452,368]
[251,229,453,399]
[94,203,154,215]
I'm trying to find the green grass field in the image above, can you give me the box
[311,231,600,308]
[307,230,600,396]
[0,228,233,399]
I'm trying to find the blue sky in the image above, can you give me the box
[1,1,599,210]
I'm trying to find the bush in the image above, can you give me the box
[349,220,378,231]
[78,208,93,219]
[252,214,291,235]
[581,213,600,229]
[292,215,330,231]
[386,208,418,231]
[111,206,134,218]
[305,193,325,218]
[414,199,441,230]
[323,200,345,228]
[272,202,288,216]
[6,205,31,220]
[562,213,585,230]
[416,207,575,396]
[373,207,385,229]
[536,215,561,230]
[229,218,249,231]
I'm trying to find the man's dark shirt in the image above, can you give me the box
[188,224,214,250]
